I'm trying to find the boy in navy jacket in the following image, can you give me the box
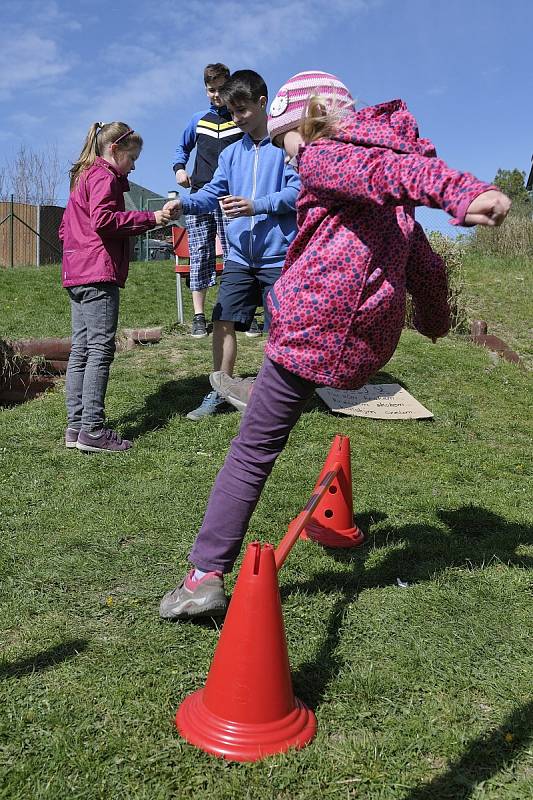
[173,63,242,337]
[173,70,301,421]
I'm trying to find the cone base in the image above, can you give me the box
[176,688,317,762]
[303,520,365,548]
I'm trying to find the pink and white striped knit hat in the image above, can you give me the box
[267,70,355,142]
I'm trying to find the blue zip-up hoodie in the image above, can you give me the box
[180,133,300,269]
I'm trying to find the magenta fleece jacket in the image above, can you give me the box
[265,99,494,389]
[59,157,156,288]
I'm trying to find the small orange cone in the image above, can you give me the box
[175,542,317,761]
[300,434,364,548]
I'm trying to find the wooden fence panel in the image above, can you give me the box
[0,203,65,267]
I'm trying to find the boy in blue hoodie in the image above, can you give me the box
[173,63,242,338]
[174,70,301,421]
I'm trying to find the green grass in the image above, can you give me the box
[462,254,532,367]
[0,258,532,799]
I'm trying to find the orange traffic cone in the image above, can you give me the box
[300,434,364,548]
[175,541,317,761]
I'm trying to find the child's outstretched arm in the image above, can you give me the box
[89,171,158,237]
[405,222,450,341]
[300,142,510,227]
[181,158,230,216]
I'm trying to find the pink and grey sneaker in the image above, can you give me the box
[76,428,132,453]
[65,427,80,449]
[159,570,228,621]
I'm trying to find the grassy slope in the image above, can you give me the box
[0,259,531,800]
[462,254,532,366]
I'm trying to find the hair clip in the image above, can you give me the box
[113,129,134,145]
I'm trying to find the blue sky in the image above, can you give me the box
[1,0,531,233]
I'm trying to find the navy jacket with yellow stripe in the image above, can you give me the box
[172,103,243,192]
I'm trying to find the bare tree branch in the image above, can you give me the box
[5,144,64,204]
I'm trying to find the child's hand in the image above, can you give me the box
[163,199,182,219]
[219,195,254,218]
[155,208,172,225]
[464,190,511,227]
[175,169,191,189]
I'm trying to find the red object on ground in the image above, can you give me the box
[12,338,71,361]
[470,320,521,364]
[299,434,365,548]
[175,541,317,761]
[172,227,224,276]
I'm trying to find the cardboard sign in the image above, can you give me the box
[316,384,433,419]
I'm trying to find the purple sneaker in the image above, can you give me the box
[76,428,132,453]
[65,427,80,448]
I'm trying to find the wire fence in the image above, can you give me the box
[135,195,175,262]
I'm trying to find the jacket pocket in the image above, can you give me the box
[268,285,280,310]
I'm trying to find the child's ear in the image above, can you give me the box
[259,95,267,110]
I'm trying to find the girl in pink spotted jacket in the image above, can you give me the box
[160,71,510,621]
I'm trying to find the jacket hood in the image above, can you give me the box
[335,99,437,157]
[91,157,130,192]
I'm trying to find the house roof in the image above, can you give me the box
[124,181,165,211]
[526,155,533,191]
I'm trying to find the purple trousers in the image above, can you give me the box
[189,357,316,572]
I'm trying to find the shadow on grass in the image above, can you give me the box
[116,376,228,439]
[0,638,89,680]
[288,506,532,708]
[116,368,409,438]
[403,699,533,800]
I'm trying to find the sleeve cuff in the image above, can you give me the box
[251,197,270,215]
[449,184,496,227]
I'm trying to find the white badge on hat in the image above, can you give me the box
[269,91,289,117]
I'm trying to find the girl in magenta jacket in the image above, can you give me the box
[160,72,511,621]
[59,122,174,453]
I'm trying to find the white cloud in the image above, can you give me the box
[0,0,383,188]
[73,0,374,122]
[0,31,72,92]
[8,112,46,128]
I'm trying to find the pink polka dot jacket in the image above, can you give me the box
[265,99,494,390]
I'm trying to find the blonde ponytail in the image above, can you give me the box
[299,95,353,144]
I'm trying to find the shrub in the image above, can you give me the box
[405,231,468,334]
[0,338,42,391]
[469,214,533,259]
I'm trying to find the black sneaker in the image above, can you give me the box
[245,318,262,338]
[191,314,208,338]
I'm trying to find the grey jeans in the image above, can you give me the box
[65,283,119,432]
